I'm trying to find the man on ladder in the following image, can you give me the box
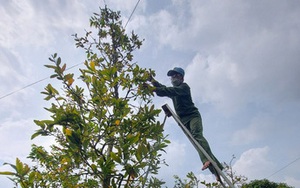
[148,67,224,181]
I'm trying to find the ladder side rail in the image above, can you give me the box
[163,104,235,188]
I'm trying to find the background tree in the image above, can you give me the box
[223,155,248,187]
[171,160,247,188]
[242,179,294,188]
[0,7,169,188]
[173,172,294,188]
[171,156,293,188]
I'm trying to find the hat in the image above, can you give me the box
[167,67,185,77]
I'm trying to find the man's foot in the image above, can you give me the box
[215,174,221,182]
[201,161,211,170]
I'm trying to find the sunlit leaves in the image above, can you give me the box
[1,6,169,188]
[115,119,120,126]
[41,84,59,101]
[110,152,121,164]
[90,61,96,71]
[65,128,72,136]
[0,158,34,188]
[65,73,74,86]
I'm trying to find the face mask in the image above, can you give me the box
[171,77,182,86]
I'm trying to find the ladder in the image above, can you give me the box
[162,104,235,188]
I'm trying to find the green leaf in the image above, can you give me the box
[21,165,30,176]
[46,84,59,95]
[57,57,61,65]
[50,74,58,78]
[31,132,40,140]
[91,164,97,172]
[0,171,15,176]
[15,158,23,174]
[140,143,148,156]
[44,65,57,69]
[110,152,121,164]
[28,171,36,184]
[136,145,143,161]
[126,133,140,145]
[64,73,73,80]
[61,63,66,72]
[31,130,49,140]
[44,95,52,101]
[3,162,16,171]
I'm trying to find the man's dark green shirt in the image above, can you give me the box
[153,81,200,124]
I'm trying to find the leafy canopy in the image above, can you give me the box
[0,6,169,188]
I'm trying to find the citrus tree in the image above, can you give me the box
[0,7,169,188]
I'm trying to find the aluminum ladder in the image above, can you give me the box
[162,104,235,188]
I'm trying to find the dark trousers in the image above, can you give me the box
[185,116,223,173]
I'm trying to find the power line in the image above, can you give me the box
[124,0,141,28]
[0,77,48,100]
[0,62,83,100]
[266,156,300,179]
[1,0,141,101]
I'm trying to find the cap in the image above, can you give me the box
[167,67,185,77]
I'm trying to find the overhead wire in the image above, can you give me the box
[124,0,141,28]
[0,62,83,100]
[0,0,141,101]
[0,77,48,100]
[266,156,300,179]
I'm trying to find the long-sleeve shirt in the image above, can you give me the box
[152,80,200,124]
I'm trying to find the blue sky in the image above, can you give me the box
[1,0,300,187]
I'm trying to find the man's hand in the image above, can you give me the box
[141,83,156,93]
[142,83,150,89]
[147,73,154,82]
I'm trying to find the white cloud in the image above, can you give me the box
[233,147,275,181]
[158,140,187,187]
[162,140,186,168]
[0,116,55,160]
[231,127,260,146]
[1,119,38,161]
[148,10,178,47]
[145,0,300,116]
[185,52,246,116]
[185,39,300,116]
[0,48,31,92]
[106,0,146,14]
[230,115,272,145]
[0,1,49,47]
[0,0,91,48]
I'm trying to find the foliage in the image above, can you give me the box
[223,155,248,187]
[242,179,294,188]
[0,7,169,188]
[171,156,247,188]
[173,172,201,188]
[171,156,294,188]
[0,158,34,188]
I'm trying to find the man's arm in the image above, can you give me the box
[148,76,164,87]
[147,74,189,97]
[154,83,189,97]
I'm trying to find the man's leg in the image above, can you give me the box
[187,116,223,172]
